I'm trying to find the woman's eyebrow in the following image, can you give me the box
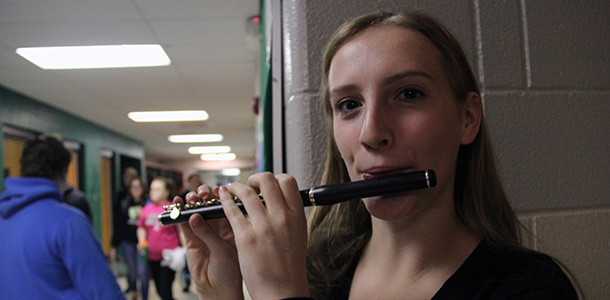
[330,83,360,96]
[330,71,434,95]
[382,70,434,86]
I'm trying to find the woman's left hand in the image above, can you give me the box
[177,186,244,300]
[219,172,310,299]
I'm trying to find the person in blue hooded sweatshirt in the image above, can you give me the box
[0,135,125,300]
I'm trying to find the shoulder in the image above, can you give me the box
[138,203,158,222]
[30,197,88,223]
[141,203,156,214]
[54,204,93,233]
[435,242,578,300]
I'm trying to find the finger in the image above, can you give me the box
[208,218,237,249]
[218,185,251,232]
[186,213,232,254]
[212,185,221,197]
[178,218,197,247]
[177,213,200,251]
[172,195,184,205]
[183,192,199,204]
[197,184,214,201]
[247,172,287,216]
[224,181,267,219]
[275,174,304,213]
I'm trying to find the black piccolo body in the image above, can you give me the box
[158,169,436,225]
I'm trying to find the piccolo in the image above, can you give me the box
[158,169,436,225]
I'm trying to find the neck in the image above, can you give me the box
[365,200,480,275]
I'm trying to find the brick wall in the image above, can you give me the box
[280,0,610,298]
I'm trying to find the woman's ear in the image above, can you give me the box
[460,91,483,145]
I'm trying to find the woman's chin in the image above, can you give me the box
[362,194,418,220]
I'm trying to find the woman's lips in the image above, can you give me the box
[361,168,412,180]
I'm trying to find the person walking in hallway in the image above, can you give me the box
[0,135,125,299]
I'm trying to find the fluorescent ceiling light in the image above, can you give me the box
[16,44,171,70]
[200,153,237,161]
[128,110,208,122]
[188,146,231,154]
[221,168,241,176]
[168,134,223,143]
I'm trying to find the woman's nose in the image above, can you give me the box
[359,104,393,150]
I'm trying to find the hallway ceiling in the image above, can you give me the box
[0,0,260,171]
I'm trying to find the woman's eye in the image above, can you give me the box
[398,88,425,101]
[336,99,362,114]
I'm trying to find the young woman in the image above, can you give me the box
[138,177,182,300]
[177,11,578,300]
[112,176,149,300]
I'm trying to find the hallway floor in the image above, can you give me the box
[116,275,198,300]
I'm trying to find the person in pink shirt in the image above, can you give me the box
[137,177,182,300]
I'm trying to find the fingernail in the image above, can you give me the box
[219,185,228,195]
[197,186,207,194]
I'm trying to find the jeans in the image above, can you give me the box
[121,240,149,300]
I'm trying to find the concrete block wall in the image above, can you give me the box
[281,0,609,298]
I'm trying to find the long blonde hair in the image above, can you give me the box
[307,11,524,298]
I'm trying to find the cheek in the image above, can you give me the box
[415,112,463,173]
[333,121,356,161]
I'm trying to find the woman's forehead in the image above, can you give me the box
[329,26,442,87]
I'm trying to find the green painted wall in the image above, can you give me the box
[0,85,145,239]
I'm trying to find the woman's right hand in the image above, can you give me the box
[176,185,244,300]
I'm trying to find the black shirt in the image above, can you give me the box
[432,242,578,299]
[111,195,143,246]
[330,241,578,299]
[62,184,92,222]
